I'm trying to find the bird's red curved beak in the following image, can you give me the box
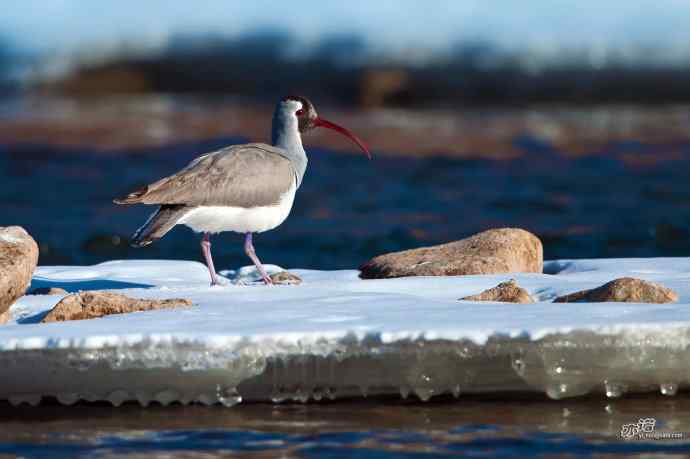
[313,117,372,159]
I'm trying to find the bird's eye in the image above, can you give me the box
[296,109,304,116]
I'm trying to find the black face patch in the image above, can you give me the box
[283,95,317,133]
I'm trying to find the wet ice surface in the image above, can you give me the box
[2,258,690,406]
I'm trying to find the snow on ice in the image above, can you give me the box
[1,257,690,405]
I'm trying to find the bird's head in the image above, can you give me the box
[275,95,371,159]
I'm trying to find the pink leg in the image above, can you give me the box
[244,233,272,285]
[201,233,222,286]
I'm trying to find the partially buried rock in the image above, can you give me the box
[29,287,69,295]
[460,279,533,304]
[0,226,39,320]
[41,291,193,323]
[360,228,543,279]
[270,271,302,285]
[554,277,678,304]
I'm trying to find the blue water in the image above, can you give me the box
[2,400,690,458]
[4,136,690,271]
[2,425,690,458]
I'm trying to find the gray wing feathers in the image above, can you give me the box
[115,144,296,208]
[130,205,189,247]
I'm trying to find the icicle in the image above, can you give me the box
[216,385,242,407]
[604,380,626,398]
[414,387,434,402]
[270,387,287,404]
[660,383,678,396]
[293,386,309,403]
[451,384,461,398]
[9,394,41,406]
[546,383,570,400]
[269,359,286,403]
[178,393,193,405]
[56,393,79,406]
[136,391,152,407]
[107,390,130,407]
[155,389,179,406]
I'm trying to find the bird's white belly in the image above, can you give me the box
[179,182,296,234]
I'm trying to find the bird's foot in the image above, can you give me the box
[227,265,292,285]
[209,275,230,287]
[231,277,271,286]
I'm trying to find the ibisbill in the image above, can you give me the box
[114,96,372,285]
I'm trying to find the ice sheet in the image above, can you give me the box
[2,257,690,404]
[6,257,690,349]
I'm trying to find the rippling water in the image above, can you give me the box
[4,135,690,270]
[2,397,690,458]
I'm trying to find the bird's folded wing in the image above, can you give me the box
[115,144,296,208]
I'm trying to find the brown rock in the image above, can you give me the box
[29,287,69,295]
[360,228,543,279]
[554,277,678,304]
[0,226,39,317]
[270,271,302,285]
[41,291,193,323]
[0,309,10,325]
[460,279,533,304]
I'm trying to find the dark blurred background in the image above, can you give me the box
[3,1,690,269]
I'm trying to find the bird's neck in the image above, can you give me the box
[272,124,302,152]
[271,112,308,187]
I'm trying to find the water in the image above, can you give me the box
[5,99,690,457]
[1,396,690,458]
[4,135,690,271]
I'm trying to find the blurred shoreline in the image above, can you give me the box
[2,95,690,162]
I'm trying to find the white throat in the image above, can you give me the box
[271,99,309,188]
[271,100,303,151]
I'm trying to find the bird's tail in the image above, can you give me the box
[114,185,149,205]
[130,205,188,247]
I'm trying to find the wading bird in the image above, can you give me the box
[114,96,371,285]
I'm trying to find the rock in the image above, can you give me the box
[41,291,193,323]
[554,277,678,304]
[460,279,533,304]
[29,287,69,295]
[270,271,302,285]
[360,228,543,279]
[0,310,10,325]
[0,226,39,319]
